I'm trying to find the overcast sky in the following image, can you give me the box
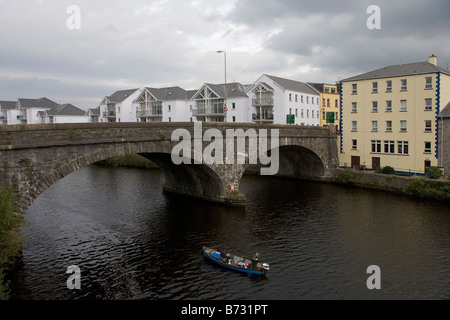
[1,0,449,109]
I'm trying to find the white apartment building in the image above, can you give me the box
[247,74,321,126]
[15,97,59,125]
[38,103,90,124]
[191,83,250,123]
[99,89,141,123]
[134,86,196,123]
[0,101,17,125]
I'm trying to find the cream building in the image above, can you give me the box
[340,55,450,175]
[308,83,341,131]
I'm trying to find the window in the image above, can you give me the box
[352,140,358,150]
[398,141,409,155]
[301,109,304,118]
[323,98,326,107]
[401,79,407,91]
[325,87,330,93]
[425,99,433,111]
[232,116,236,122]
[295,109,298,117]
[352,102,357,113]
[372,82,378,93]
[424,142,432,154]
[289,94,292,102]
[295,95,298,102]
[307,110,309,118]
[425,77,433,90]
[232,103,236,110]
[386,100,392,112]
[168,105,171,112]
[425,120,432,133]
[317,111,320,119]
[372,121,378,132]
[317,98,319,105]
[312,97,314,105]
[327,99,330,107]
[372,101,378,112]
[331,88,336,94]
[400,120,407,132]
[322,112,326,120]
[335,100,339,107]
[352,84,358,94]
[352,121,357,132]
[301,96,304,103]
[386,80,392,92]
[386,121,392,132]
[307,97,309,104]
[384,141,395,154]
[371,140,382,153]
[289,108,292,114]
[400,100,407,112]
[312,110,315,118]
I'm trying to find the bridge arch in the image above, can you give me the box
[15,142,229,216]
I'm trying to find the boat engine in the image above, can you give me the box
[262,263,270,271]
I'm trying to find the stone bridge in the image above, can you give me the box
[0,122,338,215]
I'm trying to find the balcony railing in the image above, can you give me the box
[103,111,116,118]
[137,110,163,117]
[252,114,274,122]
[192,108,225,116]
[253,99,274,106]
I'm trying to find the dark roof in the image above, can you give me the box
[264,75,319,95]
[145,86,190,101]
[18,97,58,109]
[202,82,249,99]
[46,104,86,116]
[341,61,450,82]
[438,102,450,119]
[89,107,100,116]
[105,89,139,103]
[0,101,16,110]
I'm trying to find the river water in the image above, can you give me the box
[8,166,450,300]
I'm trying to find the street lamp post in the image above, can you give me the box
[217,50,227,122]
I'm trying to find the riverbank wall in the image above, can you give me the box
[330,168,450,201]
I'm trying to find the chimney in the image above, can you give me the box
[429,55,437,66]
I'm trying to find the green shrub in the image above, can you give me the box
[376,166,395,175]
[334,170,356,184]
[425,167,443,180]
[407,179,450,200]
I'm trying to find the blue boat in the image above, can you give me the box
[202,246,270,276]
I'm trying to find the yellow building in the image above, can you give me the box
[308,83,341,131]
[340,55,450,175]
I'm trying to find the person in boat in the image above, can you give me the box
[219,247,231,263]
[251,252,260,269]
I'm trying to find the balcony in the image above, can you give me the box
[252,113,274,123]
[192,107,225,117]
[103,111,116,118]
[137,109,163,118]
[253,99,274,107]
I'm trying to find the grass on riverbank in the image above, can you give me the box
[0,186,27,300]
[94,154,159,169]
